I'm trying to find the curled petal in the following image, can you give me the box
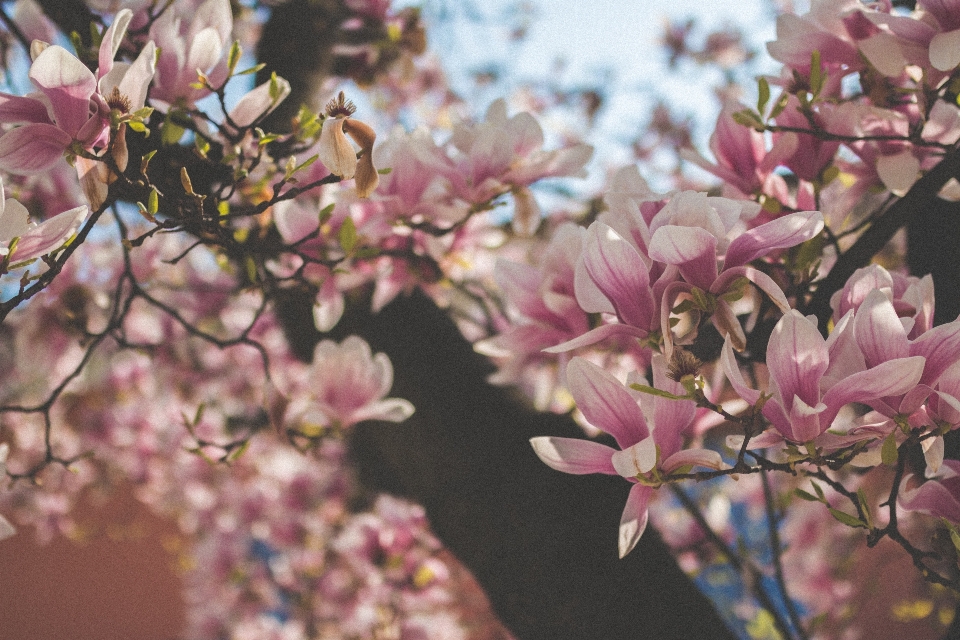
[354,149,379,198]
[713,266,790,312]
[542,323,648,354]
[821,356,925,427]
[767,310,828,410]
[98,8,133,77]
[312,282,344,331]
[581,222,655,329]
[923,436,945,475]
[721,336,761,404]
[229,76,291,129]
[352,398,415,424]
[611,437,658,477]
[723,210,824,270]
[648,225,718,290]
[911,320,960,387]
[29,45,97,137]
[511,186,540,236]
[0,93,53,125]
[876,151,920,196]
[661,448,726,474]
[530,436,618,475]
[930,28,960,71]
[318,118,357,179]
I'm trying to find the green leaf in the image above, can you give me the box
[732,109,765,132]
[236,62,266,76]
[268,71,280,101]
[161,117,185,146]
[294,154,319,174]
[811,480,826,502]
[629,384,686,400]
[339,216,357,253]
[672,299,695,315]
[950,528,960,555]
[809,50,823,98]
[136,202,155,223]
[794,488,821,502]
[377,167,393,175]
[757,76,770,116]
[147,188,159,215]
[857,487,872,527]
[690,287,715,312]
[195,136,210,158]
[881,432,899,466]
[318,202,335,225]
[140,149,157,176]
[227,439,250,462]
[829,507,867,529]
[227,40,242,75]
[769,92,790,119]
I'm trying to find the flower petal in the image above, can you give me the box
[661,448,725,474]
[723,210,823,269]
[530,436,618,475]
[567,357,649,448]
[0,123,71,174]
[11,204,87,262]
[29,45,97,138]
[581,222,655,329]
[619,483,652,558]
[648,225,718,289]
[821,356,925,427]
[611,437,658,477]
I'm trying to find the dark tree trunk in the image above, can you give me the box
[277,289,736,640]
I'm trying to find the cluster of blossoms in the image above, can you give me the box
[5,0,960,638]
[468,0,960,635]
[0,1,586,637]
[0,226,500,637]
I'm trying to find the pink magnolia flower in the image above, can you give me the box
[475,223,592,408]
[830,264,934,339]
[0,10,154,211]
[0,177,87,263]
[0,45,109,174]
[149,0,233,108]
[919,0,960,71]
[899,459,960,523]
[649,192,823,351]
[722,309,925,443]
[443,99,592,232]
[531,356,723,557]
[283,335,414,430]
[680,102,798,197]
[766,0,863,72]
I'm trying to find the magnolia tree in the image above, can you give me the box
[3,0,960,638]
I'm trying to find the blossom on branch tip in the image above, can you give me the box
[282,335,414,431]
[531,356,724,557]
[0,177,87,264]
[317,93,379,197]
